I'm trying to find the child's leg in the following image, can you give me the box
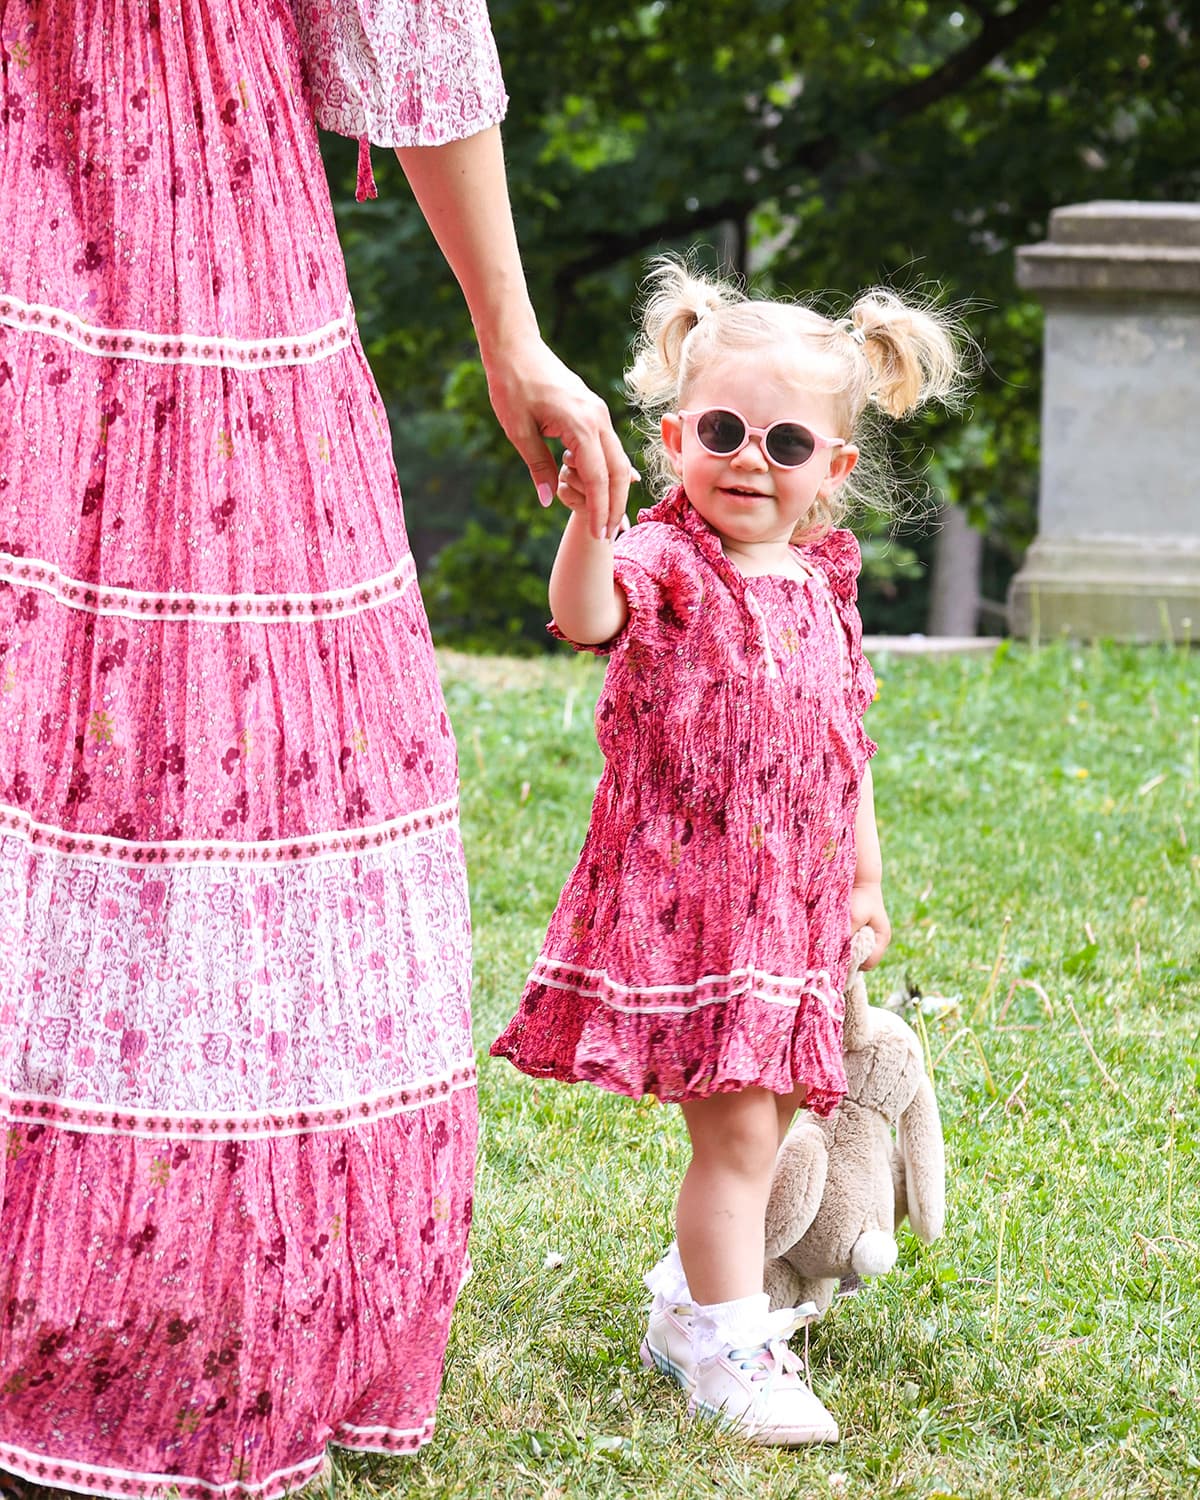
[676,1087,780,1304]
[671,1088,839,1445]
[653,1083,810,1312]
[642,1091,773,1395]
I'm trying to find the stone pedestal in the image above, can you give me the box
[1009,201,1200,642]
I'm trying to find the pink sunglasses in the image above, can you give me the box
[678,406,844,470]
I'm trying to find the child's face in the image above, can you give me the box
[661,350,858,554]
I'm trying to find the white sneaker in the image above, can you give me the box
[639,1302,696,1390]
[689,1337,839,1445]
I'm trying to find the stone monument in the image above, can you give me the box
[1009,201,1200,642]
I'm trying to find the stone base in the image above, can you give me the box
[863,635,1003,657]
[1008,537,1200,643]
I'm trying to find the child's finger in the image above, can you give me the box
[556,473,588,510]
[558,456,587,502]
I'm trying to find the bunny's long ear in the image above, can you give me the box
[841,925,876,1052]
[898,1074,946,1243]
[764,1123,829,1260]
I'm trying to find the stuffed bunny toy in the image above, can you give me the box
[763,926,946,1315]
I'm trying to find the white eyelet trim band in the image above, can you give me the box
[0,292,356,369]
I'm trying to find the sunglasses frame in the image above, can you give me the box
[677,406,845,470]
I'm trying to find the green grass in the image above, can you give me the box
[337,641,1199,1500]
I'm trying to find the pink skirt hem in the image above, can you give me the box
[0,1093,476,1498]
[492,980,847,1115]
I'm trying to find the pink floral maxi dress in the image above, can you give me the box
[492,490,878,1113]
[0,3,505,1494]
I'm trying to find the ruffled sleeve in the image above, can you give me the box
[803,528,877,726]
[292,0,508,148]
[548,522,704,658]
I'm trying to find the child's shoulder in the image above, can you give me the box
[608,516,715,638]
[616,514,702,568]
[799,527,863,600]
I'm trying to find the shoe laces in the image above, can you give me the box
[727,1302,818,1387]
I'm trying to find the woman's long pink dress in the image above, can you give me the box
[0,3,505,1495]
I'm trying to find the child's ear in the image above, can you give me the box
[819,443,859,498]
[661,412,684,475]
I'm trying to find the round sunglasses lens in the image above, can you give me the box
[696,409,746,455]
[765,423,816,467]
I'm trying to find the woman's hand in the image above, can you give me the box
[850,880,891,970]
[482,334,634,541]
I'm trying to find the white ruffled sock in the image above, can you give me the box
[644,1242,692,1309]
[691,1291,771,1364]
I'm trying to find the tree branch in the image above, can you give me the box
[553,0,1061,289]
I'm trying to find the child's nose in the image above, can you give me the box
[731,436,770,470]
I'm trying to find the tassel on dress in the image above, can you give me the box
[356,136,378,201]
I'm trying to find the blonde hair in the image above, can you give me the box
[625,254,969,535]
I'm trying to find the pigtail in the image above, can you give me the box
[626,255,739,413]
[845,290,966,419]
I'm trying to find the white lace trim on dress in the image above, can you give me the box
[532,956,839,1016]
[0,551,417,623]
[0,796,459,866]
[0,292,356,368]
[1,1068,477,1140]
[0,1440,330,1500]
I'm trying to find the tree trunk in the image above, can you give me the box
[713,219,748,279]
[926,504,983,636]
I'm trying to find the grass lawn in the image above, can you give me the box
[339,640,1198,1500]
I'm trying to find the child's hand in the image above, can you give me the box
[850,881,891,969]
[559,450,634,533]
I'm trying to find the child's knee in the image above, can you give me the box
[684,1091,779,1178]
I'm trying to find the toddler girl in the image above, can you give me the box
[492,258,964,1444]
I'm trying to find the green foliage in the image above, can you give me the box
[327,640,1200,1497]
[326,1,1199,648]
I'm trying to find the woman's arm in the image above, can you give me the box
[850,763,891,969]
[396,127,631,542]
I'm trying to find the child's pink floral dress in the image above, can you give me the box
[0,3,505,1496]
[492,488,877,1113]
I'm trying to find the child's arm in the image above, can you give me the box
[549,510,630,646]
[850,764,891,969]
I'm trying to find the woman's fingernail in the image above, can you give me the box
[536,483,553,507]
[630,468,641,482]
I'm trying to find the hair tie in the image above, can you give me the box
[840,319,867,348]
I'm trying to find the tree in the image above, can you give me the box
[326,0,1199,648]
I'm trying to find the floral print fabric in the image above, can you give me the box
[0,1,499,1493]
[1,1102,476,1498]
[293,0,508,146]
[1,822,471,1120]
[492,489,877,1115]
